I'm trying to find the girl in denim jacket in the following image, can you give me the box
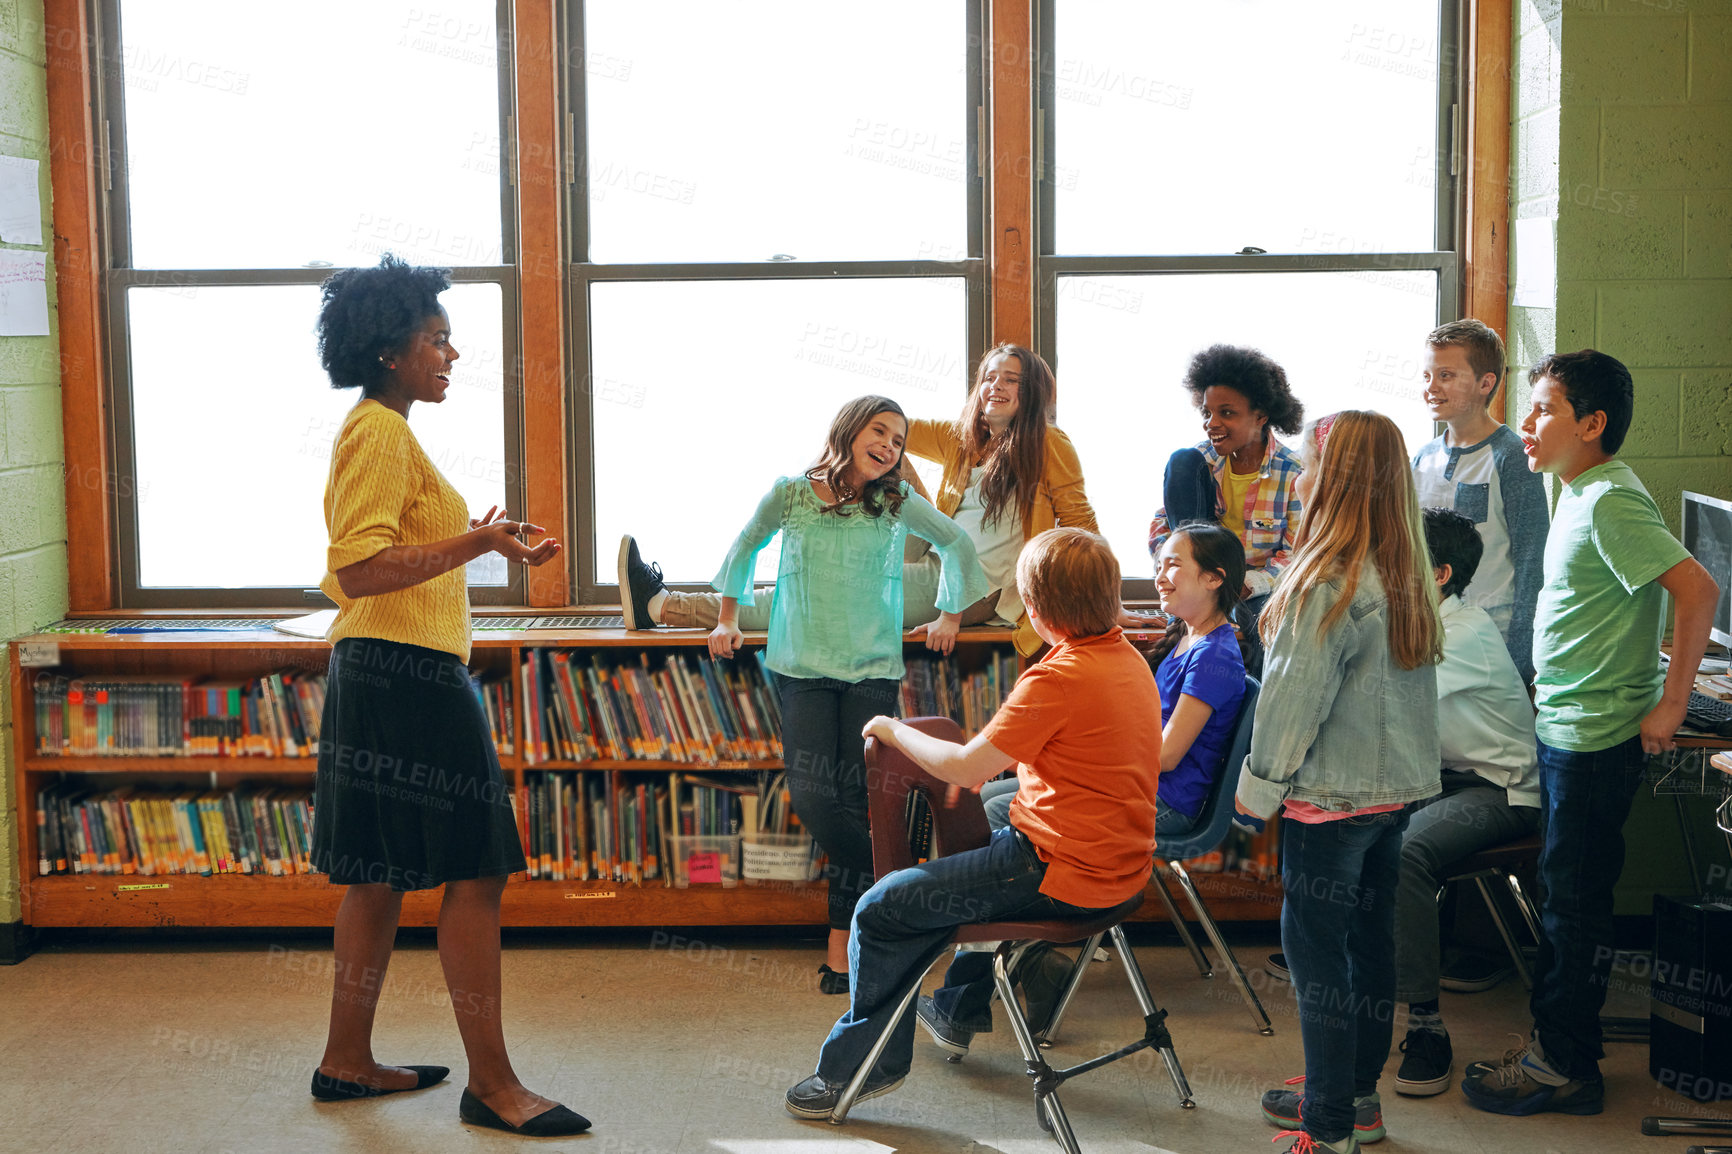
[1236,411,1444,1154]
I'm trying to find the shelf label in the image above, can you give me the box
[18,641,59,667]
[565,890,618,900]
[116,883,171,892]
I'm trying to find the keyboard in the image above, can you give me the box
[1685,691,1732,739]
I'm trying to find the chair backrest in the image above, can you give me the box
[863,716,993,878]
[1153,674,1261,861]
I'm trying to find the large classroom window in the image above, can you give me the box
[566,1,988,601]
[98,0,521,606]
[1036,0,1460,582]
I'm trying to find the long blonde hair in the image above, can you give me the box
[1260,410,1442,670]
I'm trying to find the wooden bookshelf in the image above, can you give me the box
[9,622,1282,931]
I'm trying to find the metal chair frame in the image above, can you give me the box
[1101,675,1275,1036]
[1437,834,1544,990]
[828,718,1195,1151]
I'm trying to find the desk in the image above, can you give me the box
[1658,736,1732,892]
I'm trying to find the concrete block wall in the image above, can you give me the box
[1550,0,1732,525]
[0,0,67,934]
[1509,0,1732,916]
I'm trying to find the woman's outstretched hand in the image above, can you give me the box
[474,508,560,566]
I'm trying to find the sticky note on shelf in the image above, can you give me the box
[686,851,723,884]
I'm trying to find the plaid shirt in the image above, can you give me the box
[1148,436,1306,599]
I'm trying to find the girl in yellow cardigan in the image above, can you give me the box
[622,343,1124,660]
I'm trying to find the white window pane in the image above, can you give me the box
[584,1,968,263]
[1055,1,1440,255]
[1055,272,1440,577]
[130,283,507,588]
[590,278,969,585]
[119,1,504,269]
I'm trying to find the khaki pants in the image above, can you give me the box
[658,554,1002,630]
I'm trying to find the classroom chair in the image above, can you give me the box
[828,718,1195,1152]
[1438,831,1544,990]
[1143,675,1276,1035]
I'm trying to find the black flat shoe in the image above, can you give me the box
[459,1088,592,1137]
[818,964,849,995]
[311,1064,450,1100]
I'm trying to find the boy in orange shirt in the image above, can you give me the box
[785,527,1164,1118]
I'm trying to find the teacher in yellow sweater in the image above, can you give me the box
[309,255,581,1137]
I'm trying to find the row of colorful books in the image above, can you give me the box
[521,650,784,764]
[902,651,1022,737]
[32,672,329,758]
[520,769,805,883]
[521,771,667,883]
[30,651,1022,764]
[34,784,313,877]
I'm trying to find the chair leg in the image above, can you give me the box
[1504,870,1542,942]
[1167,859,1274,1035]
[1474,876,1533,991]
[1036,932,1102,1048]
[829,950,946,1125]
[1109,923,1195,1108]
[1152,861,1212,978]
[993,944,1083,1154]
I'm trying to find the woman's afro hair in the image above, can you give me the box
[316,253,453,391]
[1182,344,1305,436]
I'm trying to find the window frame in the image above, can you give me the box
[90,0,527,608]
[43,0,1509,614]
[1030,0,1468,598]
[559,0,994,604]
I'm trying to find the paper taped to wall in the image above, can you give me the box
[0,155,43,246]
[0,249,48,336]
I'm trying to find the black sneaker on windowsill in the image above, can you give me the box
[618,535,665,631]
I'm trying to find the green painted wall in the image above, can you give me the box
[0,0,67,929]
[1510,0,1732,917]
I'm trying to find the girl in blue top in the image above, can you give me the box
[1148,522,1248,835]
[709,395,988,992]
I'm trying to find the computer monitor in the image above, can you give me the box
[1682,490,1732,650]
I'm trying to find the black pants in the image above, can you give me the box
[778,675,901,931]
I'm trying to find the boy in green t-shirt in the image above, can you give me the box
[1463,350,1718,1118]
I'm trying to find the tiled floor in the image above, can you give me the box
[0,928,1719,1153]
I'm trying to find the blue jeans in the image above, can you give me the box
[815,825,1106,1083]
[779,676,902,931]
[1529,735,1646,1082]
[1280,808,1409,1145]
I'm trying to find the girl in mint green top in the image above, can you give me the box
[712,469,989,681]
[710,395,987,989]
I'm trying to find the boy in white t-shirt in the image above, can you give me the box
[1390,508,1541,1098]
[1412,320,1549,683]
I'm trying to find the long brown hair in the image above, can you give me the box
[956,343,1053,531]
[1260,411,1442,670]
[805,395,908,518]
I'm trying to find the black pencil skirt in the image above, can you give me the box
[311,637,526,891]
